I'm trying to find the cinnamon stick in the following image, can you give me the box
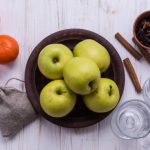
[123,58,142,93]
[132,37,150,64]
[115,32,142,60]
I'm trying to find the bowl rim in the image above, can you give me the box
[25,28,125,128]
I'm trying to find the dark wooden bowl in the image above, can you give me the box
[25,29,125,128]
[133,11,150,51]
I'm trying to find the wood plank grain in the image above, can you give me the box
[21,0,61,150]
[57,1,100,150]
[97,0,141,149]
[0,1,26,150]
[137,1,150,150]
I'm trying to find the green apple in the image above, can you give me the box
[38,44,73,79]
[73,39,110,73]
[40,80,76,118]
[63,57,100,95]
[83,78,120,113]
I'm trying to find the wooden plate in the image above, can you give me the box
[25,29,125,128]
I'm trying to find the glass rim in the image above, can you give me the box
[143,77,150,89]
[142,77,150,101]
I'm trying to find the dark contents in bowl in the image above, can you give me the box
[136,17,150,47]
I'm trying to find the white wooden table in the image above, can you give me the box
[0,0,150,149]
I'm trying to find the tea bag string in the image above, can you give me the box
[4,78,24,88]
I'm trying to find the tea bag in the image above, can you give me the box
[0,79,37,137]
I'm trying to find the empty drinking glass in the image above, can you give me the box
[111,100,150,139]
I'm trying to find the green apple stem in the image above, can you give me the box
[88,81,95,90]
[53,57,59,63]
[108,85,113,96]
[57,90,62,95]
[56,90,67,95]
